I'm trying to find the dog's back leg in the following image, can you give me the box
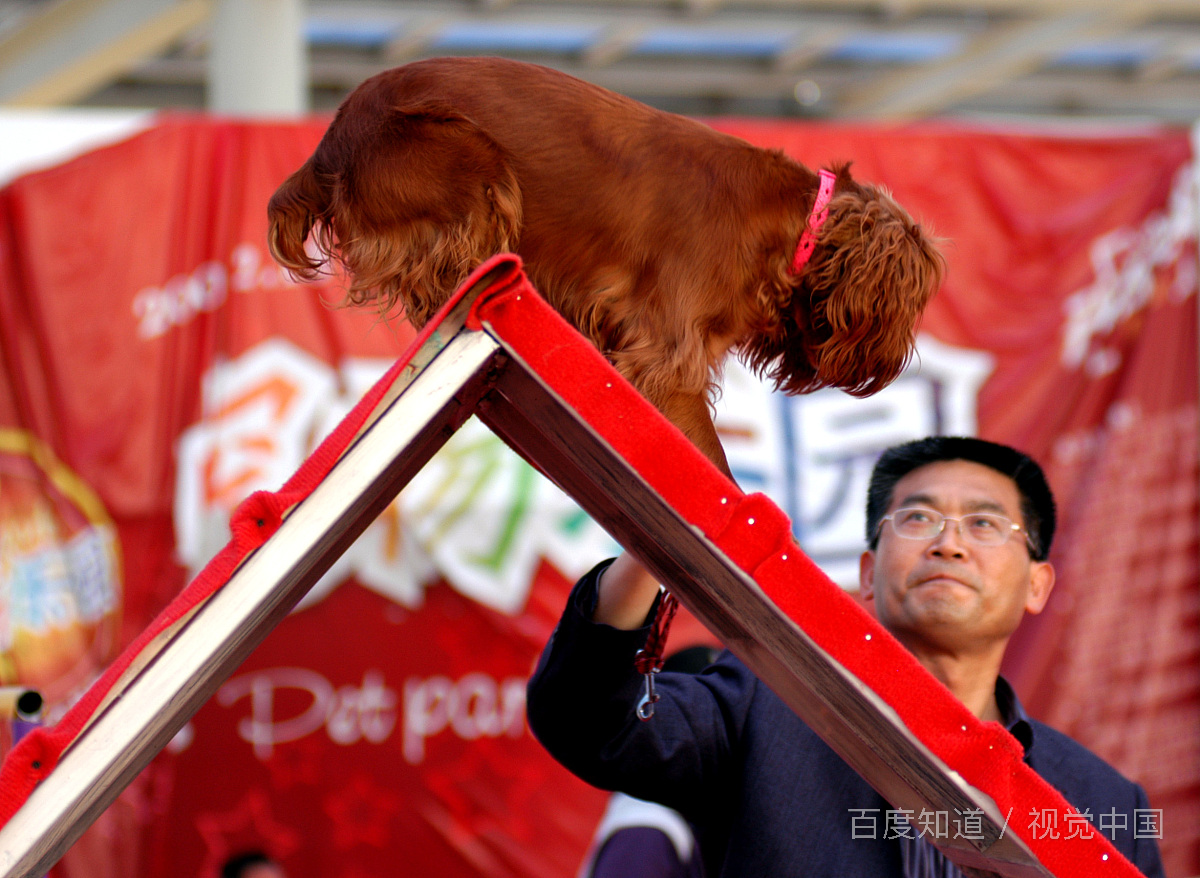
[271,105,523,328]
[609,343,733,477]
[653,389,733,480]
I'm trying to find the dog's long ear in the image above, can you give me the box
[803,186,946,396]
[267,160,329,281]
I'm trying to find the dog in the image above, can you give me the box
[268,57,945,476]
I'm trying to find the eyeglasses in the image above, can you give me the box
[879,507,1038,554]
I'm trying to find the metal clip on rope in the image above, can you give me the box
[636,665,660,721]
[633,590,678,722]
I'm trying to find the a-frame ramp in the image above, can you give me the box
[0,255,1138,878]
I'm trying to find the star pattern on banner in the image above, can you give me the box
[324,772,401,849]
[195,788,300,878]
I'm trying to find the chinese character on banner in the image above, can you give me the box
[174,340,619,619]
[714,335,994,587]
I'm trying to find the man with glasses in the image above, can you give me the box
[527,436,1165,877]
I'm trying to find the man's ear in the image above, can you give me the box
[859,550,876,601]
[1025,560,1056,615]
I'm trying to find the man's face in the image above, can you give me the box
[859,459,1054,656]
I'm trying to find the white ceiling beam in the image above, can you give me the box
[296,1,1199,45]
[8,0,1194,121]
[836,5,1159,120]
[581,22,648,67]
[1134,35,1200,84]
[97,50,1200,123]
[447,0,1200,17]
[772,23,852,73]
[0,0,211,107]
[383,14,451,63]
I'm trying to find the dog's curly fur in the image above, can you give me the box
[268,57,945,475]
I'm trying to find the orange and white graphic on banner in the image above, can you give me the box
[0,431,120,712]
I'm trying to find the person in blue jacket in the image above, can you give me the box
[580,645,720,878]
[527,436,1165,878]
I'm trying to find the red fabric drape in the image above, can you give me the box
[0,116,1194,878]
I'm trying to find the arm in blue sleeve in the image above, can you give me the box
[526,560,752,815]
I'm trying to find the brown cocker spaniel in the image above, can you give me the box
[268,57,945,476]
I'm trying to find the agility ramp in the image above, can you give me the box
[0,254,1141,878]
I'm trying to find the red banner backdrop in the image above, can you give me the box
[0,115,1195,878]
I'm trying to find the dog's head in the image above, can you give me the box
[746,167,946,398]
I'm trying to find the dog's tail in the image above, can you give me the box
[267,159,329,283]
[266,101,523,327]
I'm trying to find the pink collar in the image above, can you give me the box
[790,169,836,274]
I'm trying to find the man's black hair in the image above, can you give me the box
[865,436,1056,561]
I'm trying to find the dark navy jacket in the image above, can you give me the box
[527,562,1165,878]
